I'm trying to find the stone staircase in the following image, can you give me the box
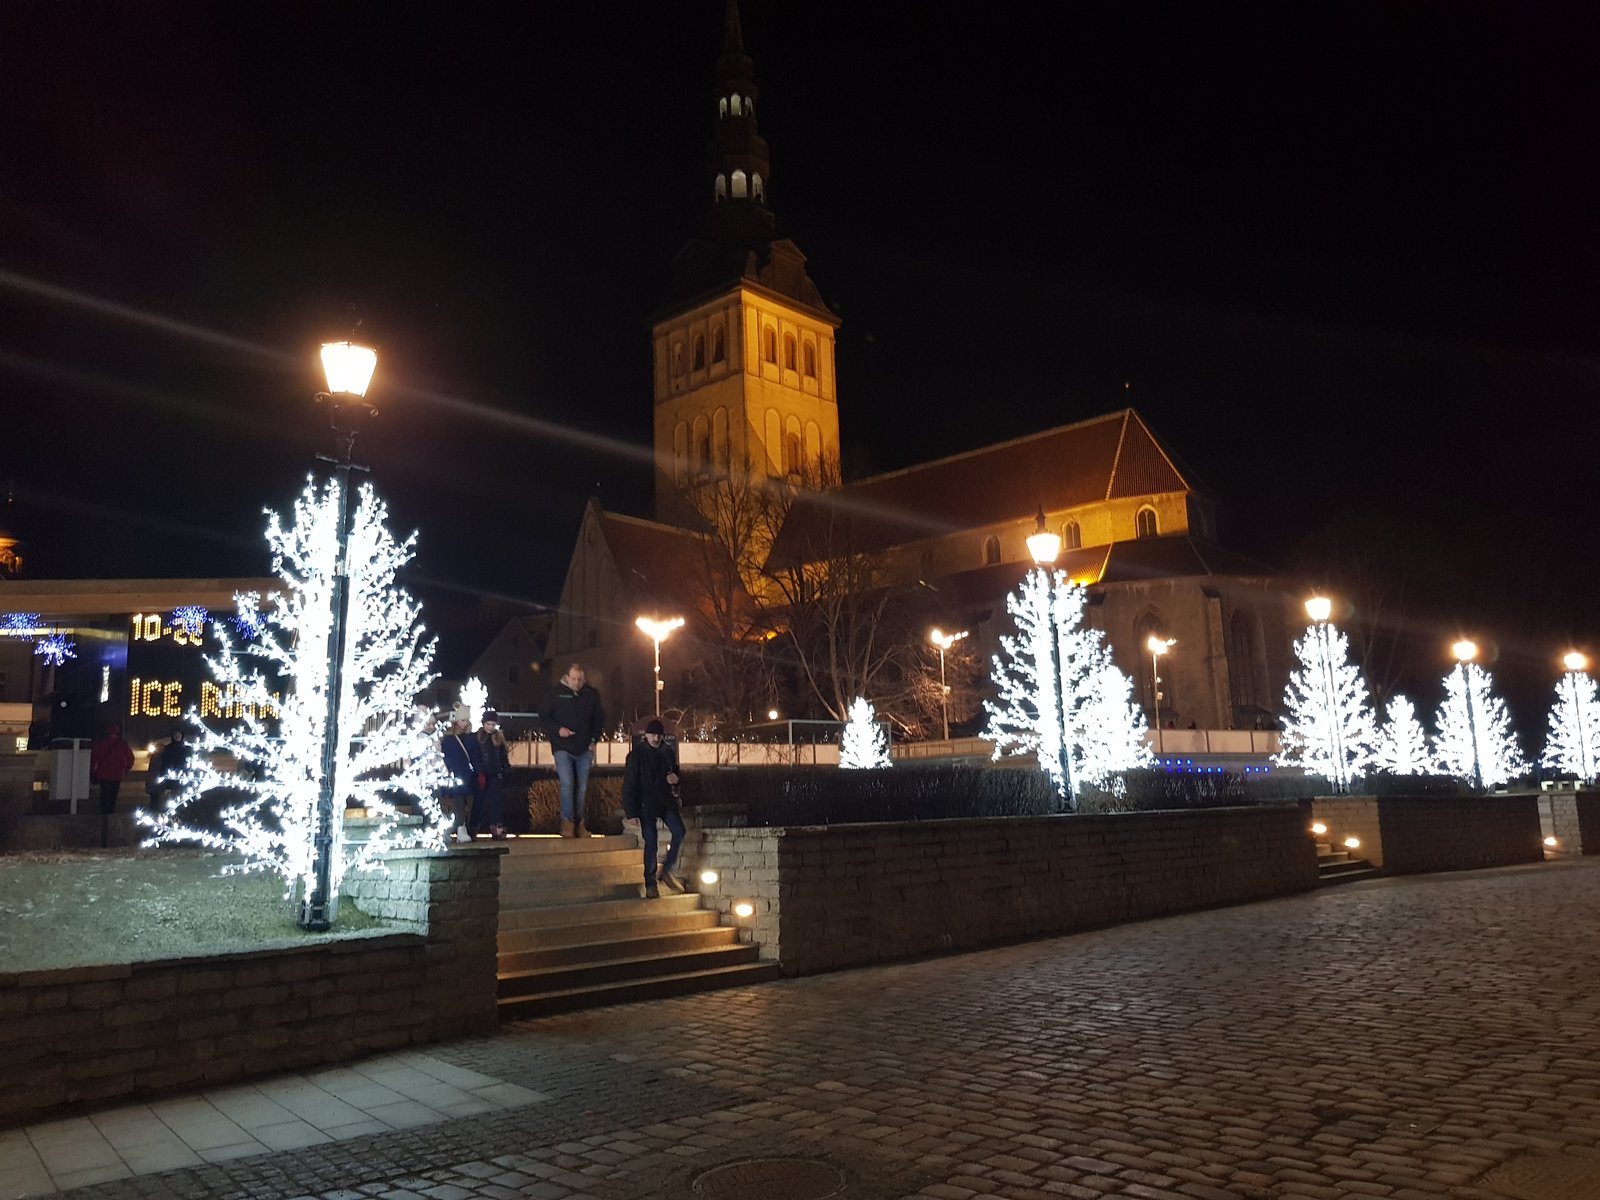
[1315,839,1379,886]
[495,834,781,1020]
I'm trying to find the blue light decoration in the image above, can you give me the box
[35,633,77,667]
[231,597,266,641]
[172,605,209,639]
[1,612,40,637]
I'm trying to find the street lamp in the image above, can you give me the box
[302,340,379,932]
[1304,595,1348,793]
[1025,506,1072,807]
[635,615,685,717]
[1146,634,1175,755]
[929,627,969,740]
[1453,639,1483,791]
[1563,651,1592,782]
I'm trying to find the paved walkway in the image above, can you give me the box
[15,859,1600,1200]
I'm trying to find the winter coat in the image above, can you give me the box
[441,731,484,796]
[477,728,510,781]
[542,683,606,755]
[155,738,191,778]
[90,731,134,783]
[621,739,680,821]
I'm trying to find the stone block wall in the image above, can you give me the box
[676,806,1317,976]
[1311,797,1387,867]
[1375,794,1543,874]
[0,847,501,1127]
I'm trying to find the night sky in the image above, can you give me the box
[2,1,1595,723]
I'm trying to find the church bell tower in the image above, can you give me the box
[650,0,841,523]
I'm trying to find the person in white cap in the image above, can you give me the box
[439,706,482,843]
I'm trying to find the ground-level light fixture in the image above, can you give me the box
[634,615,685,718]
[700,869,719,885]
[1545,836,1559,848]
[732,901,755,919]
[1343,836,1360,850]
[1310,822,1328,836]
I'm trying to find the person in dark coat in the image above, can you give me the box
[621,718,685,898]
[147,727,191,803]
[440,706,483,843]
[475,709,511,840]
[89,723,134,814]
[541,663,606,837]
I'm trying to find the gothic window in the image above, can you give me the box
[752,172,764,202]
[693,334,705,370]
[783,415,803,477]
[712,326,726,362]
[784,334,797,371]
[1136,507,1159,539]
[763,326,777,362]
[802,340,816,377]
[719,97,728,117]
[692,414,710,475]
[765,408,782,473]
[983,535,1000,566]
[715,174,727,201]
[672,341,684,375]
[804,420,821,467]
[731,94,743,116]
[732,169,748,198]
[673,422,689,484]
[1062,520,1082,550]
[713,407,730,470]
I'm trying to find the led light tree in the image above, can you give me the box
[987,565,1150,802]
[1543,653,1598,783]
[139,478,451,907]
[1273,601,1377,791]
[840,695,890,769]
[1434,649,1524,788]
[460,676,489,730]
[1374,694,1434,776]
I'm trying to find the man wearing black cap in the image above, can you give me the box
[621,718,685,898]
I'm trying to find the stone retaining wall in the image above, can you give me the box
[1312,794,1545,875]
[675,806,1318,975]
[0,847,501,1127]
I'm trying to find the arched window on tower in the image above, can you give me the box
[763,326,777,363]
[714,174,726,201]
[784,334,797,371]
[692,334,705,370]
[982,535,1000,566]
[692,414,710,477]
[752,172,764,202]
[712,326,726,363]
[731,169,747,199]
[713,407,730,472]
[1062,519,1082,550]
[1135,507,1159,539]
[783,415,802,478]
[673,422,689,485]
[731,94,743,116]
[802,341,816,377]
[672,341,684,376]
[804,420,821,468]
[719,97,728,117]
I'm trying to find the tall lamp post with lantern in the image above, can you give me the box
[1025,507,1071,805]
[1561,652,1594,782]
[929,627,969,740]
[302,340,379,932]
[1453,639,1484,792]
[635,615,685,718]
[1146,635,1176,756]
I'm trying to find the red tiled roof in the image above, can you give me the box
[771,409,1201,561]
[600,511,757,624]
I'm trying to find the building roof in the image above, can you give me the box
[0,578,279,616]
[771,408,1206,561]
[600,510,748,618]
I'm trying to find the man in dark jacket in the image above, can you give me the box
[542,662,605,837]
[622,718,685,898]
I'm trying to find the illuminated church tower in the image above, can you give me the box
[650,0,841,522]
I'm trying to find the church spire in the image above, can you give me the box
[708,0,773,249]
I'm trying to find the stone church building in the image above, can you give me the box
[547,1,1298,732]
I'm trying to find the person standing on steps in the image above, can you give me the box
[476,708,511,840]
[621,718,685,899]
[542,662,605,837]
[440,706,482,844]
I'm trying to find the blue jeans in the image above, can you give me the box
[554,748,593,824]
[642,809,686,884]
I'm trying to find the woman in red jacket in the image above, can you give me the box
[89,723,135,814]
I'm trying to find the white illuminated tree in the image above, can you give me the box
[1273,622,1378,789]
[460,676,489,729]
[139,478,451,899]
[1374,694,1433,776]
[839,695,890,769]
[987,568,1150,802]
[1435,662,1525,788]
[1543,669,1599,783]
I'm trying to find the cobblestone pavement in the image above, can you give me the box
[48,859,1600,1200]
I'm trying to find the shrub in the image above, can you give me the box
[507,769,626,835]
[680,764,1058,826]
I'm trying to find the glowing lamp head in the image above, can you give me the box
[1564,651,1589,673]
[1544,836,1559,848]
[635,615,686,643]
[1342,836,1360,850]
[929,628,969,651]
[1146,635,1175,656]
[1453,639,1478,663]
[1311,822,1328,836]
[767,709,779,721]
[1304,596,1333,623]
[319,341,378,398]
[1025,506,1060,566]
[700,869,719,885]
[732,901,755,919]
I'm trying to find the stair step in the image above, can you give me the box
[1319,857,1375,876]
[1316,850,1351,864]
[500,849,642,874]
[498,892,705,931]
[500,861,645,888]
[500,884,645,911]
[498,942,760,997]
[499,909,720,952]
[1318,866,1380,887]
[498,925,741,973]
[500,835,635,856]
[498,961,784,1021]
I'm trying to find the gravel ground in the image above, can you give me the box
[0,848,394,972]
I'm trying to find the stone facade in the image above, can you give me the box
[0,847,502,1127]
[673,806,1319,975]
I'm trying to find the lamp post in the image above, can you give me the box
[1025,506,1072,807]
[1146,634,1175,756]
[1563,651,1592,782]
[929,627,969,740]
[1305,595,1347,793]
[1453,639,1483,792]
[302,340,378,932]
[635,615,685,717]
